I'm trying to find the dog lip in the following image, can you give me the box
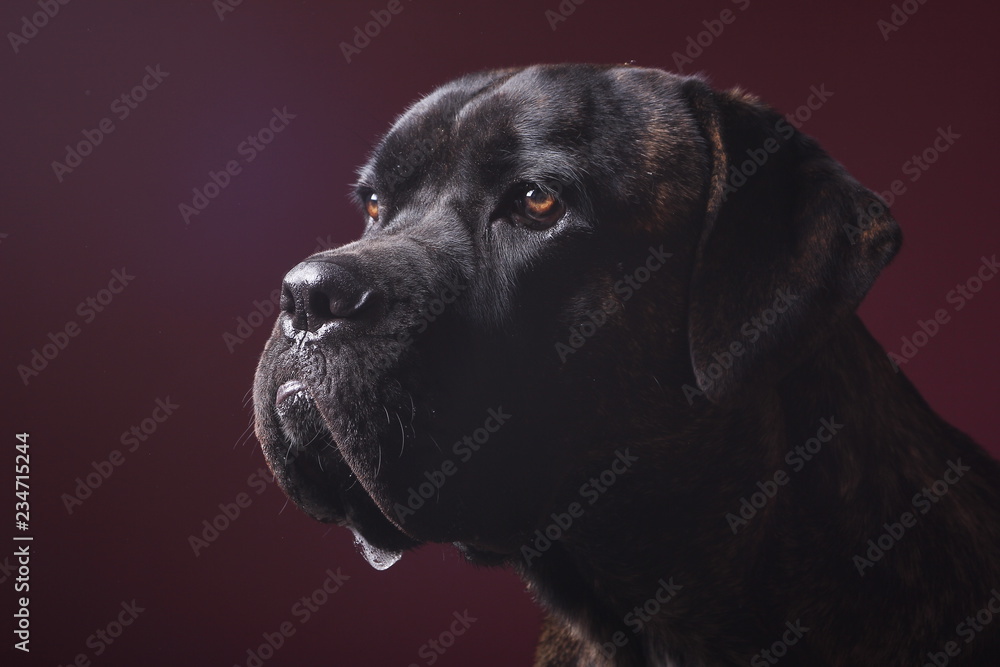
[275,380,308,406]
[279,441,421,555]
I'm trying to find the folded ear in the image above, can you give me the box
[679,79,902,403]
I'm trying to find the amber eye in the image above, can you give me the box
[365,192,379,221]
[513,185,565,229]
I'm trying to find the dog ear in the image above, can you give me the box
[679,79,901,403]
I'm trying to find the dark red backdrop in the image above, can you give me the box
[2,1,997,665]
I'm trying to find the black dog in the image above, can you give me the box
[253,64,1000,666]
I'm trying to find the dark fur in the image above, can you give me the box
[253,64,1000,666]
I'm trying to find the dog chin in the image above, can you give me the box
[264,381,421,569]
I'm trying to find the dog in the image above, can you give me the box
[253,64,1000,666]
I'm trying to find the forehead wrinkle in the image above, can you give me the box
[453,64,578,137]
[515,147,588,190]
[360,70,522,192]
[390,69,516,144]
[452,77,598,191]
[509,70,610,184]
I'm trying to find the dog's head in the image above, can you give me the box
[253,64,900,567]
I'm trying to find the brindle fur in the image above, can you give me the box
[253,64,1000,666]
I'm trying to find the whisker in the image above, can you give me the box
[396,412,406,457]
[232,421,254,450]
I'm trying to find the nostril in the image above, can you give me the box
[280,285,295,315]
[326,289,371,319]
[280,259,374,333]
[309,290,335,320]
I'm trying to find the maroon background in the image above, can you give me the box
[2,0,997,665]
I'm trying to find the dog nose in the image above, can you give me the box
[280,259,372,332]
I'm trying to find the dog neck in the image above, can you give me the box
[514,314,1000,666]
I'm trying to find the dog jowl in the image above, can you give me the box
[253,64,1000,666]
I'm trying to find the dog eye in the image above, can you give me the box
[365,192,380,221]
[512,185,565,229]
